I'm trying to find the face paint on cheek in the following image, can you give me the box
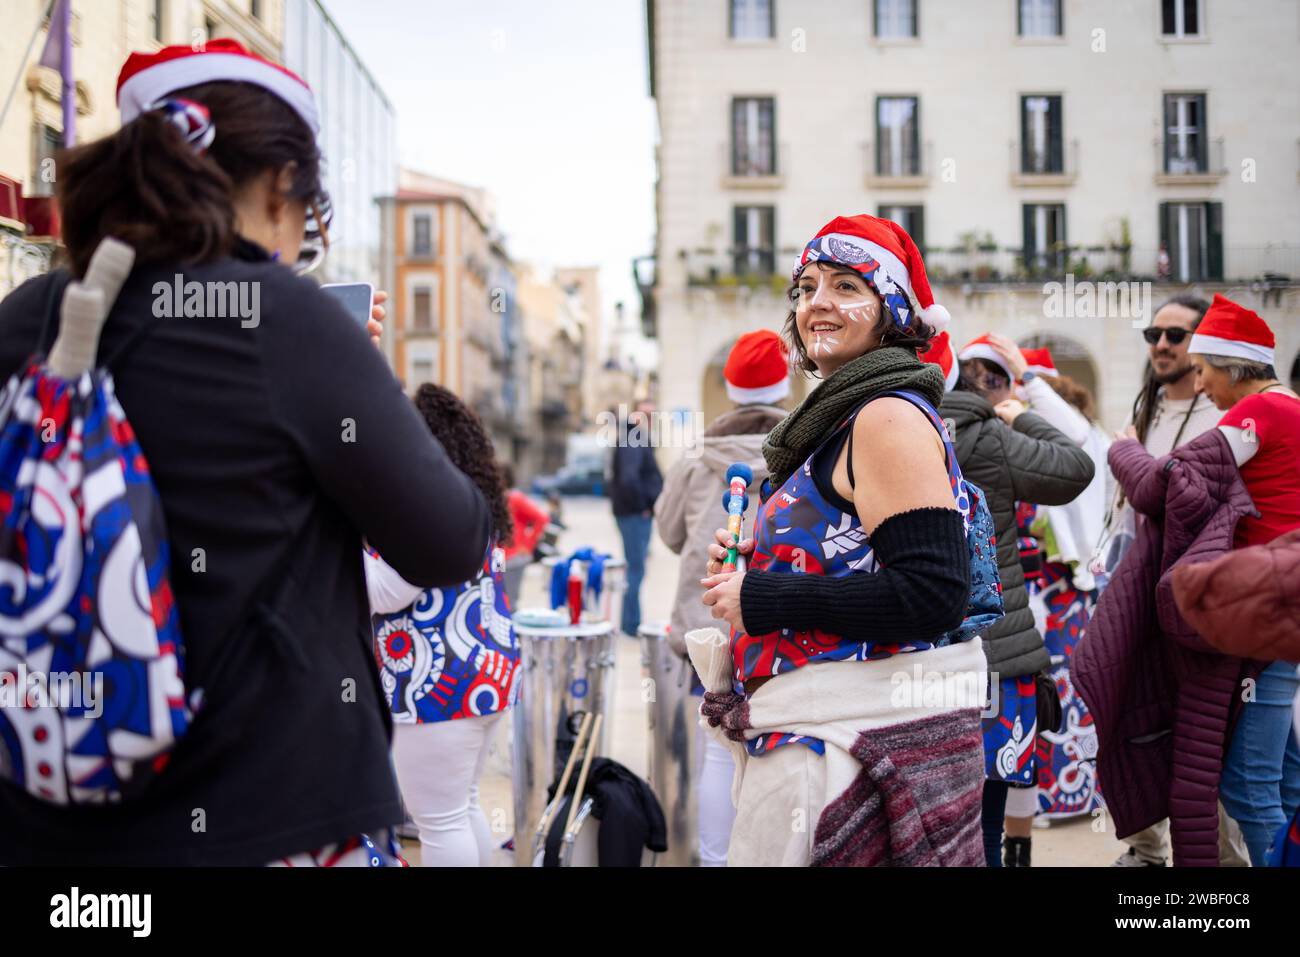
[836,300,874,323]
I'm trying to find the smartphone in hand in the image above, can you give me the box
[321,282,374,330]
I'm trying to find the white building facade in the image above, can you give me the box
[645,0,1300,444]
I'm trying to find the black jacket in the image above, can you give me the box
[544,757,668,866]
[0,241,491,864]
[939,391,1095,678]
[608,438,663,516]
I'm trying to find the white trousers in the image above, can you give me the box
[392,713,502,867]
[698,730,737,867]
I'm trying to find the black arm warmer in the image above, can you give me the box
[739,507,970,642]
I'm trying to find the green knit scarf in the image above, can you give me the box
[763,346,946,490]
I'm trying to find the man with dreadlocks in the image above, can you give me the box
[1097,293,1247,868]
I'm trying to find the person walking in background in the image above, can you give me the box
[939,334,1095,868]
[655,329,790,866]
[1186,296,1300,866]
[366,384,519,868]
[609,399,663,636]
[499,461,551,606]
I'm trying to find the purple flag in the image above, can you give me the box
[38,0,75,147]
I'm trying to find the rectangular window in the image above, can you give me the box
[1164,93,1207,173]
[1160,201,1223,281]
[1020,95,1063,173]
[877,205,925,252]
[411,358,434,386]
[412,213,434,257]
[876,96,919,176]
[731,97,776,175]
[733,205,776,276]
[1022,203,1067,274]
[874,0,917,38]
[1018,0,1062,36]
[1161,0,1199,36]
[730,0,774,39]
[251,0,264,21]
[412,286,434,332]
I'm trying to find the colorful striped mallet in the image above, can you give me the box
[721,463,753,573]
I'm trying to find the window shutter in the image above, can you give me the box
[1196,94,1209,172]
[1206,202,1224,280]
[1054,0,1063,34]
[908,97,920,174]
[1022,204,1036,270]
[910,0,918,37]
[1162,94,1173,173]
[733,206,748,275]
[1020,97,1030,172]
[766,0,775,38]
[1048,96,1063,172]
[1016,0,1023,36]
[873,0,881,37]
[910,206,925,254]
[731,98,743,175]
[1159,201,1171,257]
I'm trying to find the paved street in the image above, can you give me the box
[408,495,1130,867]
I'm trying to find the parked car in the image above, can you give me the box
[531,458,605,497]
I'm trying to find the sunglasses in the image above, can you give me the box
[1142,326,1190,346]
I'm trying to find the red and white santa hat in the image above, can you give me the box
[919,331,959,392]
[725,329,790,404]
[1020,346,1059,377]
[1189,294,1276,366]
[793,214,950,333]
[958,334,1016,382]
[117,38,319,134]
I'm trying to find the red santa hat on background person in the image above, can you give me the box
[793,214,951,333]
[958,334,1016,382]
[116,38,319,134]
[919,331,959,392]
[1020,347,1059,377]
[1189,294,1276,366]
[725,329,791,404]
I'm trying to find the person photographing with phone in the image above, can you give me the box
[0,40,491,865]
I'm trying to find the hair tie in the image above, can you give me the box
[145,97,215,153]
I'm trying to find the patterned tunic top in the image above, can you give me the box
[372,548,519,724]
[731,390,1001,755]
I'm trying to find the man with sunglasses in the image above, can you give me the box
[1102,294,1248,868]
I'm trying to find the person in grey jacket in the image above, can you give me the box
[654,329,790,866]
[943,334,1095,866]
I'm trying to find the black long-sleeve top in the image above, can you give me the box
[0,240,490,864]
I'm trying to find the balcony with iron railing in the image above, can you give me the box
[863,139,932,189]
[676,243,1300,290]
[720,141,788,189]
[1155,135,1227,184]
[1010,138,1079,187]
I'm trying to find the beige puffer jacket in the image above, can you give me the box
[654,404,787,654]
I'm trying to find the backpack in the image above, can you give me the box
[0,239,192,805]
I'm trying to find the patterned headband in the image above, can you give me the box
[145,97,215,154]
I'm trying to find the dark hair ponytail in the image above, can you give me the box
[412,384,514,546]
[56,80,325,278]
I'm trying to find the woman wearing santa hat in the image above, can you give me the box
[697,214,1004,866]
[1186,295,1300,865]
[0,41,492,865]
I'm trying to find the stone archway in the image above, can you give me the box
[1017,331,1101,412]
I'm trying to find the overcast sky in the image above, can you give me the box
[323,0,657,352]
